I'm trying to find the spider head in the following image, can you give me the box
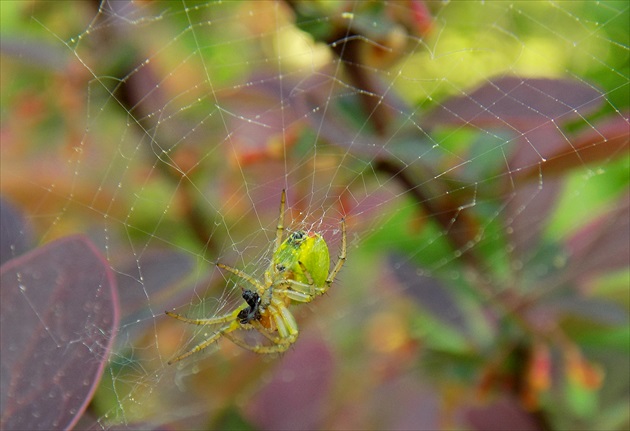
[288,230,306,246]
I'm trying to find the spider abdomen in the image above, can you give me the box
[273,231,330,286]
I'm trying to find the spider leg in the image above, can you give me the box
[272,189,286,255]
[273,299,298,337]
[251,321,284,343]
[297,260,314,284]
[216,262,265,292]
[298,260,330,296]
[281,262,327,297]
[246,301,299,350]
[225,320,281,344]
[167,319,241,364]
[274,287,314,303]
[165,306,243,325]
[265,298,295,339]
[224,331,293,354]
[222,301,298,354]
[326,218,346,287]
[296,260,317,296]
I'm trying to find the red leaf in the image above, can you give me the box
[522,343,552,410]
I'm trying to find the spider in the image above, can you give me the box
[165,189,346,364]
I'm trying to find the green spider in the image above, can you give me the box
[165,190,346,364]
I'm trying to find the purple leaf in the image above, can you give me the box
[504,177,563,259]
[463,397,543,431]
[0,37,68,72]
[291,71,391,157]
[425,77,604,129]
[0,198,33,266]
[75,412,168,431]
[114,249,195,346]
[513,114,629,181]
[329,373,439,430]
[563,196,630,282]
[507,123,570,173]
[0,235,119,431]
[533,296,628,327]
[425,78,615,185]
[244,338,334,430]
[220,77,304,163]
[387,254,469,335]
[362,376,440,430]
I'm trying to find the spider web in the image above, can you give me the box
[1,1,628,429]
